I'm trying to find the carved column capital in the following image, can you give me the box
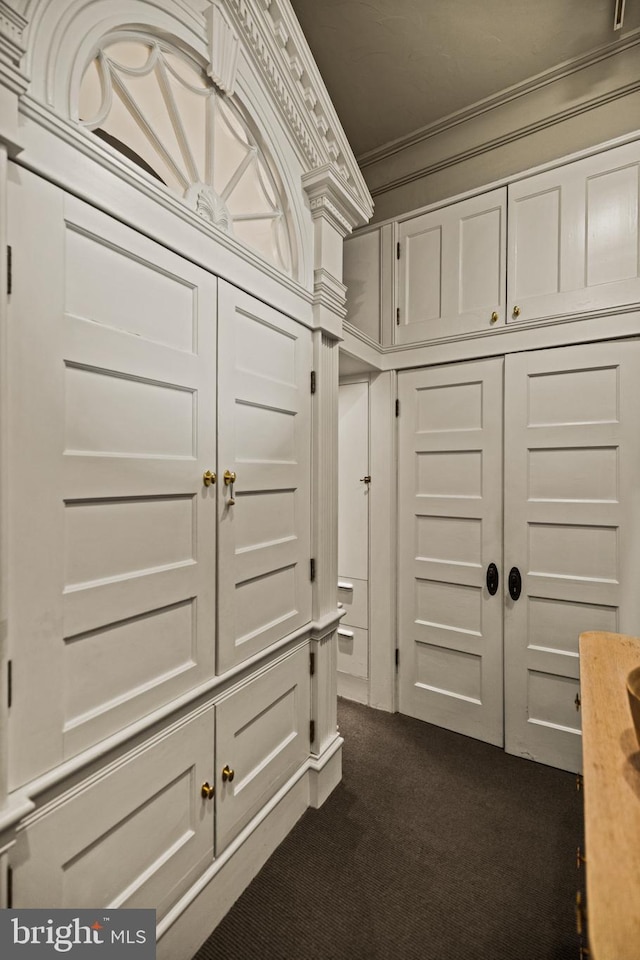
[302,163,371,238]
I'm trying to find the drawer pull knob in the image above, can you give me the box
[222,765,235,783]
[203,470,216,487]
[512,305,521,318]
[201,781,215,799]
[490,311,499,324]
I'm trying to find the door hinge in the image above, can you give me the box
[6,864,13,909]
[395,398,400,417]
[310,558,315,582]
[309,651,315,676]
[6,245,12,296]
[7,660,11,709]
[310,370,316,394]
[397,241,401,260]
[575,692,581,711]
[396,307,400,325]
[310,719,315,744]
[395,648,399,669]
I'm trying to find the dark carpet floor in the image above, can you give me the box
[194,699,582,960]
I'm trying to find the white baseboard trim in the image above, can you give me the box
[157,741,343,960]
[337,672,369,704]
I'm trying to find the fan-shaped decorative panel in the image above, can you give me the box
[79,35,294,276]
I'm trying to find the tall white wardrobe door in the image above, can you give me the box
[398,358,504,746]
[216,281,312,673]
[504,340,640,772]
[7,166,217,787]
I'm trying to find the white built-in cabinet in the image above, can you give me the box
[344,137,640,347]
[341,132,640,771]
[6,164,316,915]
[397,188,507,342]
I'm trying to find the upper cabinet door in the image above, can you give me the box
[7,167,218,788]
[343,229,382,343]
[216,282,312,674]
[508,140,640,323]
[397,188,506,344]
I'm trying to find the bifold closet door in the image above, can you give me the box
[397,359,504,746]
[504,340,640,772]
[7,167,217,788]
[216,282,312,673]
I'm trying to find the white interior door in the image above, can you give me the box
[337,380,369,680]
[398,359,504,746]
[216,281,312,673]
[7,166,217,787]
[504,340,640,772]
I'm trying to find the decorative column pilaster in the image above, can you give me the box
[303,166,371,781]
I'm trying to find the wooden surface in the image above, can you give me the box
[579,631,640,960]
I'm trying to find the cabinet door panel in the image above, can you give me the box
[215,646,310,852]
[13,709,215,916]
[508,140,640,321]
[397,359,504,746]
[217,282,312,673]
[397,188,506,343]
[343,230,381,342]
[504,341,640,772]
[7,168,217,788]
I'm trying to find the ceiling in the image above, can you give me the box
[290,0,640,160]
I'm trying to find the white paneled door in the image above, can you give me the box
[398,341,640,772]
[216,282,312,673]
[7,167,217,788]
[398,359,504,746]
[504,341,640,771]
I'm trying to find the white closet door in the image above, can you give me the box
[217,282,312,673]
[508,140,640,322]
[397,188,506,344]
[7,168,217,788]
[398,359,504,745]
[504,341,640,772]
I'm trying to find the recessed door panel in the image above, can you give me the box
[217,282,312,673]
[398,358,504,746]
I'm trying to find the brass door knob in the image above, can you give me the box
[201,781,215,799]
[223,470,237,486]
[222,765,235,783]
[490,311,499,324]
[203,470,216,487]
[512,305,521,318]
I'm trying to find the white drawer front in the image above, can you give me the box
[337,577,368,628]
[13,709,215,917]
[215,645,310,853]
[337,625,369,680]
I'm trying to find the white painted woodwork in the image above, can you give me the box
[337,625,368,679]
[397,188,506,343]
[337,381,370,687]
[7,167,217,788]
[398,359,504,745]
[214,645,310,852]
[338,381,369,582]
[216,281,312,673]
[343,230,381,342]
[13,707,215,917]
[503,340,640,772]
[337,578,368,629]
[508,139,640,321]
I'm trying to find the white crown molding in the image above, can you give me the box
[0,1,27,93]
[302,163,369,233]
[368,76,640,199]
[226,0,372,224]
[358,27,640,171]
